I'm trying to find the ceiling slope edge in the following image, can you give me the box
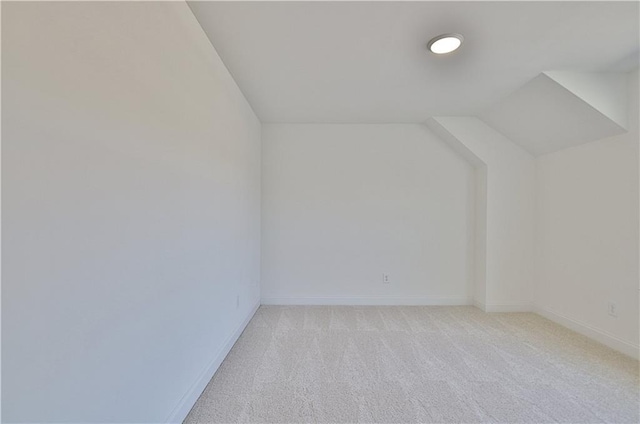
[425,116,534,166]
[425,117,486,168]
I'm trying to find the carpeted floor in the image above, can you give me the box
[184,306,639,423]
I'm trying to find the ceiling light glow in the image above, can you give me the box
[428,34,463,54]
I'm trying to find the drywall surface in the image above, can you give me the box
[535,69,639,355]
[481,73,626,155]
[544,71,629,129]
[2,2,260,422]
[261,124,474,304]
[427,117,536,311]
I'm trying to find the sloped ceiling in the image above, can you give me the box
[189,1,638,123]
[544,71,628,129]
[480,72,628,155]
[188,1,639,155]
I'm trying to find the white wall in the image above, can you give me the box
[261,124,474,305]
[427,117,536,311]
[2,2,260,422]
[535,70,639,357]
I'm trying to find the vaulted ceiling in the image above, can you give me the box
[188,1,639,125]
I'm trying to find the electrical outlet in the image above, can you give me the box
[382,273,390,284]
[236,295,240,309]
[608,301,617,317]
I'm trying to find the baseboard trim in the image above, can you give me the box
[483,303,532,313]
[534,305,639,360]
[165,300,260,424]
[260,296,472,306]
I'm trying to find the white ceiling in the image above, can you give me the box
[481,73,627,155]
[188,1,639,123]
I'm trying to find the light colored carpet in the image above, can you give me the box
[184,306,639,423]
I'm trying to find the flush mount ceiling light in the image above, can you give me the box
[427,33,464,54]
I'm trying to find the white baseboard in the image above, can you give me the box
[165,301,260,424]
[483,302,532,313]
[260,296,472,306]
[534,305,639,360]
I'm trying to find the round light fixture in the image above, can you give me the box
[427,33,464,54]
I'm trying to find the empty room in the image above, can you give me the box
[2,1,639,423]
